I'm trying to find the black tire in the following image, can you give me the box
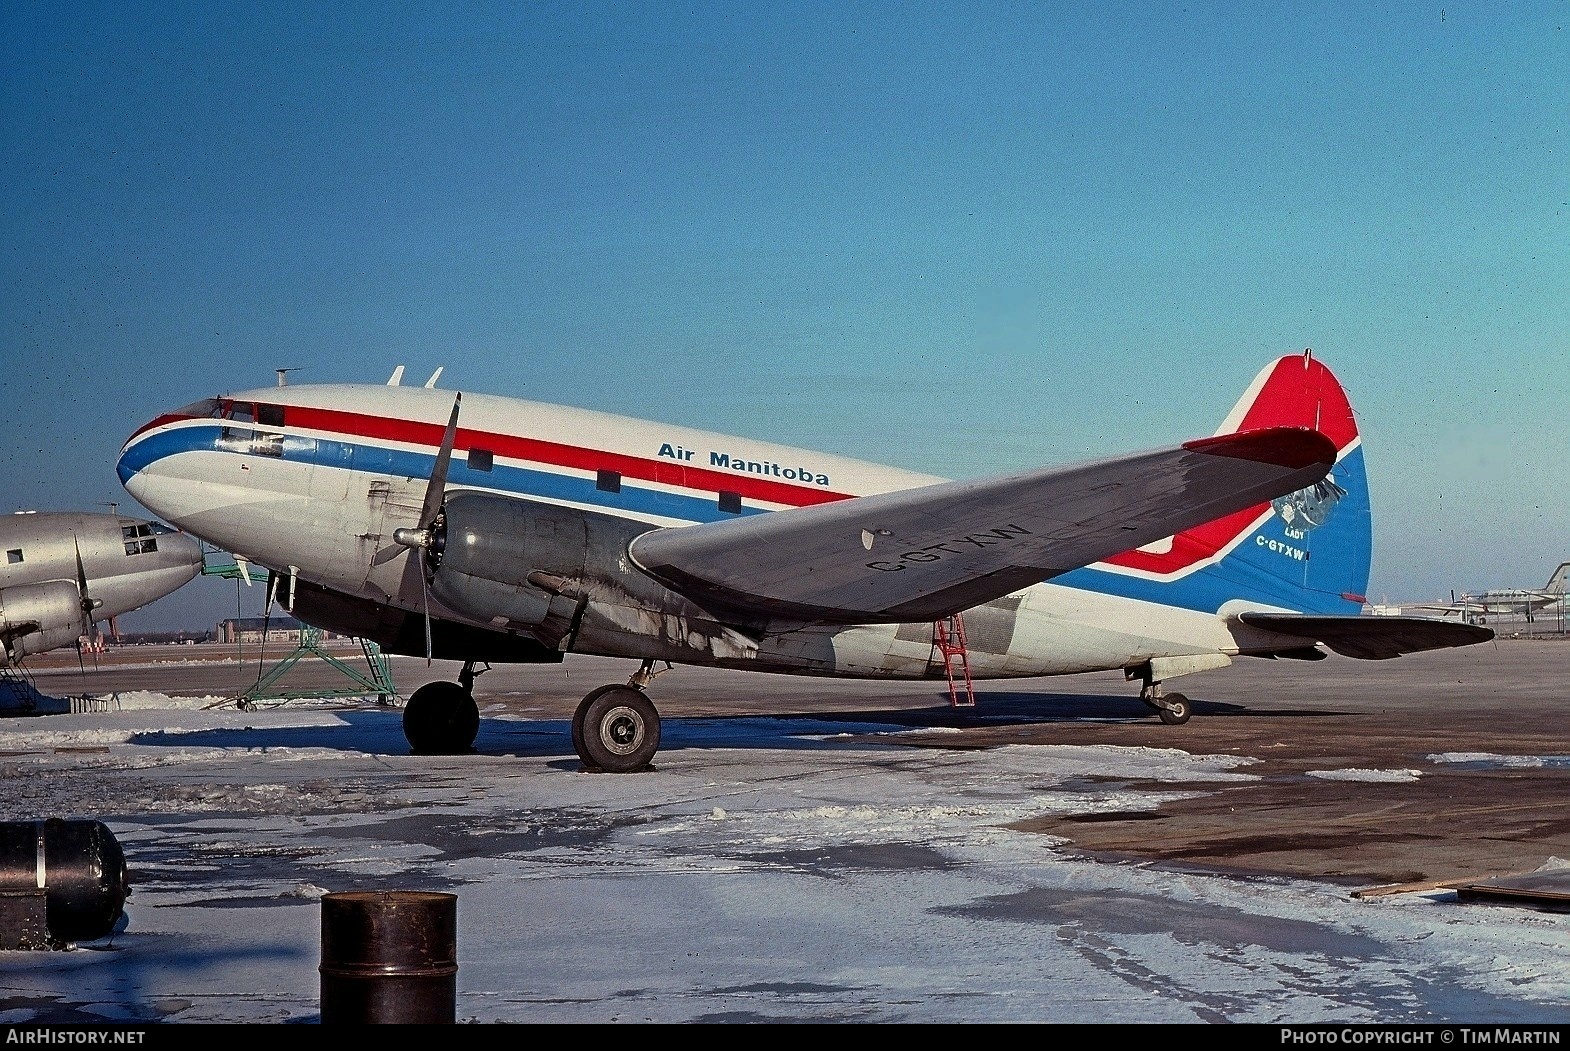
[403,680,480,755]
[575,685,660,773]
[1157,692,1192,726]
[572,684,621,764]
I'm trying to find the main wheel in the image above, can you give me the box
[1157,692,1192,726]
[574,685,660,773]
[403,680,480,755]
[571,684,621,763]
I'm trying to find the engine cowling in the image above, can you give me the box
[427,493,668,647]
[0,580,90,661]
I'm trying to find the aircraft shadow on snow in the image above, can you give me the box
[120,689,1349,763]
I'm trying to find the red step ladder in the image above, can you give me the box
[933,615,976,708]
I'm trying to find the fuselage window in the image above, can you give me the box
[467,448,494,472]
[718,491,742,514]
[597,469,621,493]
[257,403,285,427]
[5,548,21,564]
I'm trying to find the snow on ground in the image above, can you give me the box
[0,692,1566,1024]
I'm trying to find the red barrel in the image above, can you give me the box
[319,890,458,1023]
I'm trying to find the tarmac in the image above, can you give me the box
[1,629,1568,1023]
[13,628,1570,891]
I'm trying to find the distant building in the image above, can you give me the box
[215,617,343,645]
[107,629,212,646]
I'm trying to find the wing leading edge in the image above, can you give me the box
[1238,612,1495,660]
[628,426,1337,624]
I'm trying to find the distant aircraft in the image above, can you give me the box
[0,510,203,664]
[1380,563,1570,625]
[117,349,1491,770]
[1456,563,1569,622]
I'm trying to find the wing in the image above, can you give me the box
[1238,612,1494,660]
[628,427,1336,624]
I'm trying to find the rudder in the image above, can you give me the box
[1209,350,1371,613]
[1085,350,1372,615]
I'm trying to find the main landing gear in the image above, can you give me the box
[1130,664,1192,726]
[571,659,666,773]
[403,660,485,755]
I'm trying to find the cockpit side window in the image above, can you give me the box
[215,400,284,457]
[122,523,160,555]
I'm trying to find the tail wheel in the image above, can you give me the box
[574,685,660,773]
[1157,692,1191,726]
[403,680,480,755]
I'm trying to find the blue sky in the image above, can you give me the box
[3,2,1566,631]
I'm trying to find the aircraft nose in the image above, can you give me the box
[115,447,134,488]
[116,430,150,490]
[169,528,205,576]
[117,419,179,522]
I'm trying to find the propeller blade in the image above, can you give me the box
[373,393,462,660]
[370,543,405,567]
[422,573,433,666]
[418,393,462,531]
[73,538,98,619]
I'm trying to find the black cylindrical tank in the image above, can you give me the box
[0,819,130,949]
[319,890,458,1024]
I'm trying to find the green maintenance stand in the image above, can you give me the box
[237,625,397,711]
[201,548,398,710]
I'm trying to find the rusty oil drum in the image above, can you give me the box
[0,819,130,949]
[319,890,458,1023]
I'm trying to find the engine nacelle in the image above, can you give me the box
[428,493,676,647]
[0,580,90,661]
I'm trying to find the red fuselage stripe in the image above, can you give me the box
[144,405,855,509]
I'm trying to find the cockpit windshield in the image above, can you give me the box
[171,398,286,427]
[173,397,223,418]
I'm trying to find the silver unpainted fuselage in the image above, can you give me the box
[0,511,204,661]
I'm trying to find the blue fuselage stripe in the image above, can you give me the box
[120,425,768,524]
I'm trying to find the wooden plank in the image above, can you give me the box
[1456,870,1570,907]
[1352,877,1480,899]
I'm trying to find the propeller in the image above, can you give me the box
[386,393,462,663]
[73,537,103,673]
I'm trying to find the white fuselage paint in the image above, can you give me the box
[122,384,1254,683]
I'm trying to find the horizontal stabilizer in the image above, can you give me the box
[1237,612,1494,661]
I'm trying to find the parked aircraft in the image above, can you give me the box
[0,510,203,664]
[116,349,1491,770]
[1376,563,1570,625]
[1457,563,1569,622]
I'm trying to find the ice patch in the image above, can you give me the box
[1306,768,1422,783]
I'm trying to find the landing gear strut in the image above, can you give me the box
[1130,664,1192,726]
[403,660,485,755]
[571,659,666,773]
